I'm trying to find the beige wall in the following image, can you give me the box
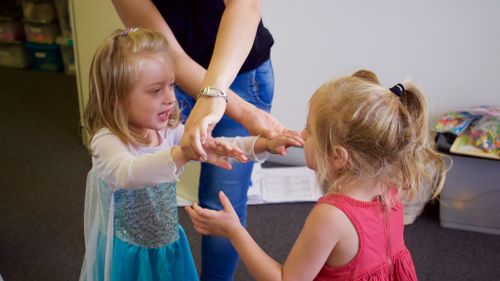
[70,0,122,132]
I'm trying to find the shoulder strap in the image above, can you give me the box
[317,195,366,261]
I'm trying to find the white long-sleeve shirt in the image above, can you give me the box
[91,124,267,190]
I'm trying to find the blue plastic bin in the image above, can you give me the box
[25,41,62,72]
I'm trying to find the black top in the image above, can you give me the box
[152,0,274,73]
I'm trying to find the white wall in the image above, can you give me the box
[72,0,500,136]
[262,0,500,132]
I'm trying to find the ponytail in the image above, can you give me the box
[309,69,447,199]
[398,83,447,199]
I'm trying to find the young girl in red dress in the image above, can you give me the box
[186,69,447,280]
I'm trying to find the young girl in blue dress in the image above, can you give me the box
[79,28,303,281]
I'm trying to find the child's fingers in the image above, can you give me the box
[193,224,214,236]
[185,206,207,228]
[185,205,203,221]
[210,158,233,170]
[192,203,222,220]
[285,129,302,138]
[283,134,304,146]
[192,203,206,215]
[211,140,248,162]
[284,131,305,145]
[291,134,305,146]
[219,141,245,156]
[229,151,248,163]
[219,191,237,215]
[278,136,303,148]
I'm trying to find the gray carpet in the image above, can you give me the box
[1,67,499,281]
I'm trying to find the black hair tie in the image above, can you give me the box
[390,83,405,97]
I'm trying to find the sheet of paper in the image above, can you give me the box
[248,164,322,204]
[177,163,322,206]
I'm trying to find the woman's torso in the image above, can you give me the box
[152,0,274,73]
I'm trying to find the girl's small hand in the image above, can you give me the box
[266,130,304,155]
[185,191,242,238]
[203,137,248,169]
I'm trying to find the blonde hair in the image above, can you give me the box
[84,28,180,148]
[309,70,446,199]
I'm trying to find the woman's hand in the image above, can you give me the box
[241,106,286,139]
[180,94,287,162]
[185,191,243,238]
[181,97,227,161]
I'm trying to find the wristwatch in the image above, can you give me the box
[197,87,228,103]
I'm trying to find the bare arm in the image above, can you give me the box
[111,0,284,159]
[201,0,261,92]
[186,192,341,281]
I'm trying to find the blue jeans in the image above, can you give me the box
[175,59,274,281]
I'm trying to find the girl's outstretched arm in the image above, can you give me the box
[186,192,341,281]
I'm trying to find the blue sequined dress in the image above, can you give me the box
[78,127,199,281]
[80,170,198,281]
[79,127,265,281]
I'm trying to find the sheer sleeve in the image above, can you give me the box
[91,130,182,189]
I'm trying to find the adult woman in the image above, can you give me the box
[111,1,286,280]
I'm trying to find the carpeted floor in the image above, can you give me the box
[1,67,499,281]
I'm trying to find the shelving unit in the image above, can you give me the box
[0,0,75,74]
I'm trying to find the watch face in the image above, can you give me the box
[198,87,228,102]
[202,87,226,97]
[207,88,219,96]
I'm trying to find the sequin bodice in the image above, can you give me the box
[112,182,179,248]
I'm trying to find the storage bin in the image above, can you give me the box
[55,35,74,74]
[440,154,500,235]
[0,41,29,68]
[0,17,25,41]
[53,0,71,37]
[22,0,56,23]
[25,41,62,72]
[24,20,59,44]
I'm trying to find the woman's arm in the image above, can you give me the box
[111,0,285,159]
[186,192,341,281]
[200,0,261,92]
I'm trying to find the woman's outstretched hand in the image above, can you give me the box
[181,98,287,162]
[185,191,243,238]
[181,97,226,161]
[243,106,286,139]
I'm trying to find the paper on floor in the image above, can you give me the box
[248,163,321,205]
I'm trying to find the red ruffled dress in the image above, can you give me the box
[314,191,418,281]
